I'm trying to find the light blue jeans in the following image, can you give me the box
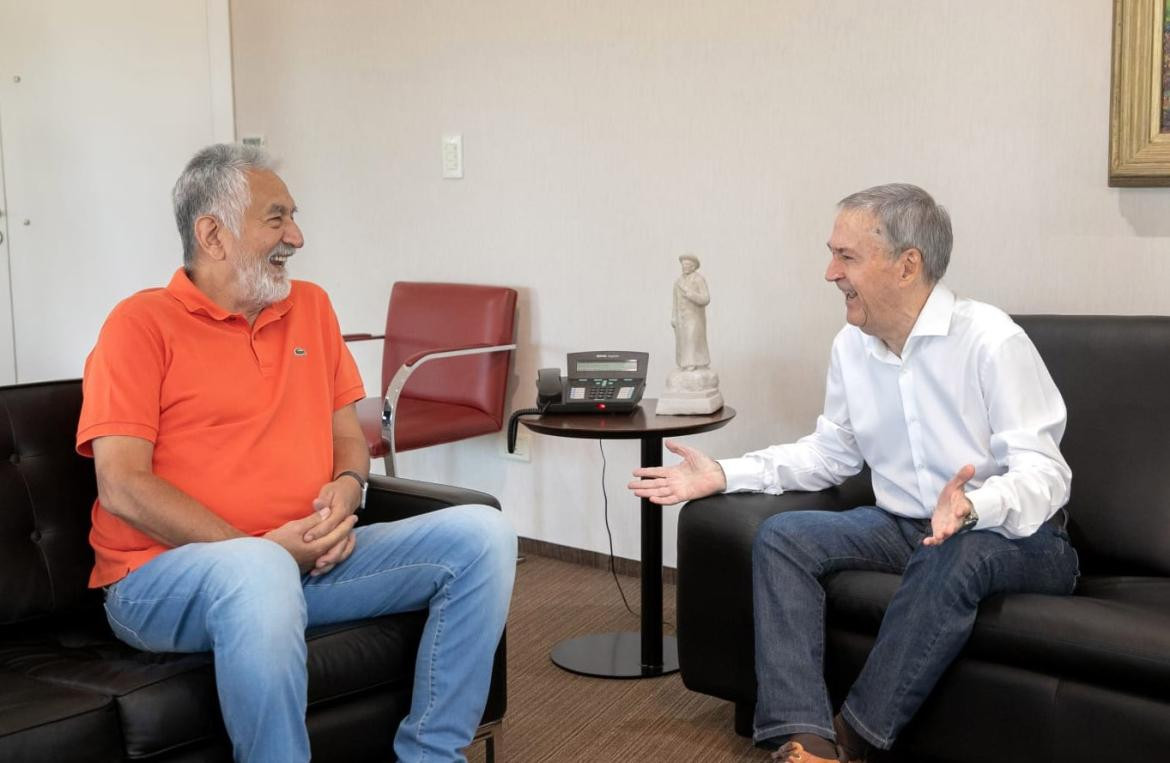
[103,504,516,763]
[751,506,1078,750]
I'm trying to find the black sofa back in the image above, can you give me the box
[0,379,97,625]
[1015,315,1170,575]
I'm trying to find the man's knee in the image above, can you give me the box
[753,511,813,559]
[211,536,299,577]
[445,504,517,566]
[204,537,305,619]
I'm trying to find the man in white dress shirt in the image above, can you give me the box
[629,184,1079,763]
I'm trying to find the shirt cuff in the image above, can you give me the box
[966,487,1004,531]
[717,457,772,494]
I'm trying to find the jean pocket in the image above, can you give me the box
[103,601,151,651]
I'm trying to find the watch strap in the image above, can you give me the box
[960,507,978,532]
[334,470,368,510]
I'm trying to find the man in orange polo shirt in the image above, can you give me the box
[78,143,516,763]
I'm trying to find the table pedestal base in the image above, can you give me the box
[550,632,679,678]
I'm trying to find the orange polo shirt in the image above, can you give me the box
[78,269,365,587]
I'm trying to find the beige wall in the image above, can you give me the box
[232,0,1170,566]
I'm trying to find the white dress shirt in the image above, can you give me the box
[718,283,1070,539]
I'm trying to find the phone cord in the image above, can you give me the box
[506,407,543,453]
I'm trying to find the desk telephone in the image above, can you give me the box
[537,351,649,413]
[507,351,648,452]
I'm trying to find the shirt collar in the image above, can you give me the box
[164,268,294,322]
[908,282,955,339]
[861,282,955,362]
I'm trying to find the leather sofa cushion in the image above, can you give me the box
[0,673,121,760]
[826,571,1170,700]
[0,608,426,758]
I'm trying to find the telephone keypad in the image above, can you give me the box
[571,378,637,402]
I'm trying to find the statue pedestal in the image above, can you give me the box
[656,368,724,415]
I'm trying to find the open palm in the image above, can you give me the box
[628,440,727,505]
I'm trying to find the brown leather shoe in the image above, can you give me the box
[770,741,839,763]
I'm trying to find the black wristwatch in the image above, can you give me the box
[335,470,368,511]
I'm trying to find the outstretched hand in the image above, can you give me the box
[923,464,976,546]
[627,440,727,506]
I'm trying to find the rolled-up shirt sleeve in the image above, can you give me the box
[964,331,1071,538]
[718,345,864,494]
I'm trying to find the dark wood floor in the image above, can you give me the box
[465,553,761,762]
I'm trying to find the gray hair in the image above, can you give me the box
[837,183,953,283]
[172,143,277,268]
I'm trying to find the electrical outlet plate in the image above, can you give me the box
[499,430,531,462]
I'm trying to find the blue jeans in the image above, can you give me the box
[103,504,516,763]
[751,506,1078,749]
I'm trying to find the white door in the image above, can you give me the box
[0,0,234,382]
[0,113,16,385]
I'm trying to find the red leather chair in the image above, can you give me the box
[345,282,517,476]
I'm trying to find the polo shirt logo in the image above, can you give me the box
[293,347,307,357]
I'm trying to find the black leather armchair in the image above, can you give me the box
[0,379,506,761]
[677,315,1170,762]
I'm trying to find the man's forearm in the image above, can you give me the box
[332,435,370,481]
[98,470,246,548]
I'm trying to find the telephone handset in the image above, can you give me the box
[536,351,649,414]
[537,368,565,408]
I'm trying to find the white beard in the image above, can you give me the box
[235,244,293,310]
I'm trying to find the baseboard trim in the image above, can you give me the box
[518,537,677,586]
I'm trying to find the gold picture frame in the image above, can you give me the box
[1109,0,1170,185]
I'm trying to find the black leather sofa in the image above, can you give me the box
[0,379,506,761]
[677,315,1170,762]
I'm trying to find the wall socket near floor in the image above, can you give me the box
[499,429,531,462]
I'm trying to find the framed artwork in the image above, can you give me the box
[1109,0,1170,186]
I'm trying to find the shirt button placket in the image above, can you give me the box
[900,366,931,509]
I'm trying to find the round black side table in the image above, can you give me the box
[523,398,736,678]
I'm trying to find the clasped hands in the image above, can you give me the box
[263,476,363,576]
[629,441,977,546]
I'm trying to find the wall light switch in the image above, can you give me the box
[442,134,463,179]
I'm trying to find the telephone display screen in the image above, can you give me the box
[575,360,639,373]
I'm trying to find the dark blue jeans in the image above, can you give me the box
[751,506,1078,749]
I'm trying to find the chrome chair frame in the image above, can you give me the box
[380,342,516,476]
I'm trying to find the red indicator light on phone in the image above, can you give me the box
[597,403,606,410]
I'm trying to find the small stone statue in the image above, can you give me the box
[673,254,711,370]
[657,254,724,415]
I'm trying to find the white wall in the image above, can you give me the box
[231,0,1170,567]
